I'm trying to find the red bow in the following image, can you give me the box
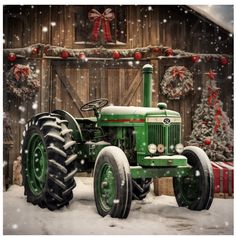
[13,65,30,81]
[88,8,115,42]
[171,66,186,81]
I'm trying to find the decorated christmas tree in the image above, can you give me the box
[188,70,233,161]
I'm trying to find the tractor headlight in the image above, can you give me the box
[157,144,165,153]
[175,143,184,154]
[148,144,157,154]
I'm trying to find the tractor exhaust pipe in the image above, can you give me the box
[142,64,153,107]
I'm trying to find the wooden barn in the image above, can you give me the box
[3,5,233,188]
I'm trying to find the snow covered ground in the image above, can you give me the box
[3,177,234,235]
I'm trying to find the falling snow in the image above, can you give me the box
[18,118,26,125]
[32,102,38,110]
[18,106,26,112]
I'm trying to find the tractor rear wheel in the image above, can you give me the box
[21,113,78,210]
[173,146,214,210]
[94,146,132,218]
[132,178,152,200]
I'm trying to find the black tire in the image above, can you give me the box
[173,146,214,210]
[21,113,78,210]
[94,146,132,219]
[132,178,152,200]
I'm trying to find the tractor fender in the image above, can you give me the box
[52,109,83,143]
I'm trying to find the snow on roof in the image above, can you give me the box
[188,5,233,33]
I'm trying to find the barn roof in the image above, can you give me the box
[188,5,233,33]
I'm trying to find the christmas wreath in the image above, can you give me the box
[5,64,40,100]
[161,66,194,100]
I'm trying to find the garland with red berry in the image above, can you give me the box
[3,44,231,64]
[161,66,194,100]
[5,64,40,100]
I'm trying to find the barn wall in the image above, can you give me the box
[3,5,233,184]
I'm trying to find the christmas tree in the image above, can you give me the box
[188,70,233,161]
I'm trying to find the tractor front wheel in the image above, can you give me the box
[94,146,132,218]
[173,146,214,210]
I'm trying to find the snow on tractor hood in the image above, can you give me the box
[99,105,180,122]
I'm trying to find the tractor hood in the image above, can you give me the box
[98,105,180,126]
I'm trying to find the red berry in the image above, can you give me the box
[204,138,211,145]
[7,53,16,62]
[191,55,200,63]
[112,51,121,60]
[31,47,39,55]
[165,48,173,56]
[134,51,142,60]
[219,56,228,65]
[153,47,160,53]
[61,50,69,59]
[79,52,86,60]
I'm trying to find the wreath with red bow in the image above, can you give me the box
[161,66,194,100]
[5,64,40,100]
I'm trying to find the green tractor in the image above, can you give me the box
[21,64,214,218]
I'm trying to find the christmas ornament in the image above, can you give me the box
[79,52,86,60]
[165,48,173,56]
[191,55,200,63]
[161,66,194,100]
[204,138,211,145]
[152,47,161,53]
[88,8,115,42]
[5,64,40,100]
[219,56,228,65]
[61,50,70,59]
[31,47,39,55]
[7,53,16,62]
[112,51,121,60]
[134,51,142,60]
[206,70,217,80]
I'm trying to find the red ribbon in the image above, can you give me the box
[88,8,115,42]
[207,87,220,105]
[214,107,222,132]
[13,65,30,81]
[171,66,186,81]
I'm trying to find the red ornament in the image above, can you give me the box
[112,51,121,60]
[191,55,200,63]
[79,52,86,60]
[7,53,16,62]
[219,56,228,65]
[204,138,211,145]
[31,47,39,55]
[152,47,161,53]
[134,51,142,60]
[61,50,70,59]
[165,48,173,56]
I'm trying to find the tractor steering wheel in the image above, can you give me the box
[80,98,109,112]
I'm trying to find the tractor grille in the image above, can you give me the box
[147,123,181,154]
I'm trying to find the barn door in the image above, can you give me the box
[51,60,149,118]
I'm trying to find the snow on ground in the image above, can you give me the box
[3,177,234,235]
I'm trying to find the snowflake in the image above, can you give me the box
[80,159,85,165]
[18,118,26,125]
[42,26,48,32]
[148,6,153,11]
[18,105,26,112]
[12,224,18,229]
[113,199,120,204]
[32,102,38,110]
[51,22,56,27]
